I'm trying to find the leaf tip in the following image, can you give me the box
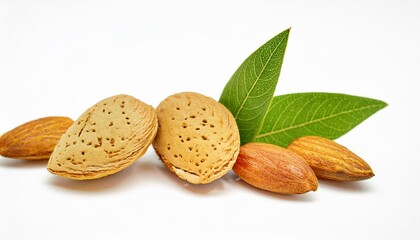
[283,27,291,35]
[381,100,389,108]
[374,99,388,110]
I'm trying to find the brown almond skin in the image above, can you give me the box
[233,143,318,194]
[0,117,74,160]
[287,136,374,181]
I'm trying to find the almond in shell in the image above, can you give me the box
[47,94,158,180]
[153,92,240,184]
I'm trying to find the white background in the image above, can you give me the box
[1,0,419,239]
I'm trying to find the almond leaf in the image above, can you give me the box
[219,29,290,145]
[254,92,387,147]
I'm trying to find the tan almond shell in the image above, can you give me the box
[47,94,158,180]
[233,143,318,194]
[288,136,374,181]
[153,92,240,184]
[0,117,74,160]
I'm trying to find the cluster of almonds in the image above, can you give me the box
[0,92,374,194]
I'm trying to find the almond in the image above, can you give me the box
[47,94,158,180]
[287,136,374,181]
[153,92,240,184]
[0,117,73,160]
[233,143,318,194]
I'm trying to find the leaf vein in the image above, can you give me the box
[233,34,287,119]
[255,104,383,139]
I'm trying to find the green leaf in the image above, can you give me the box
[254,92,388,147]
[219,29,290,145]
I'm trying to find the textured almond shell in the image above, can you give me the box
[47,94,158,180]
[233,143,318,194]
[288,136,374,181]
[0,117,73,160]
[153,92,240,184]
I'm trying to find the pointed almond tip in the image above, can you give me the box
[361,168,375,180]
[307,176,319,192]
[311,181,318,192]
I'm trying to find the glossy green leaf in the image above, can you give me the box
[254,92,388,147]
[219,29,290,145]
